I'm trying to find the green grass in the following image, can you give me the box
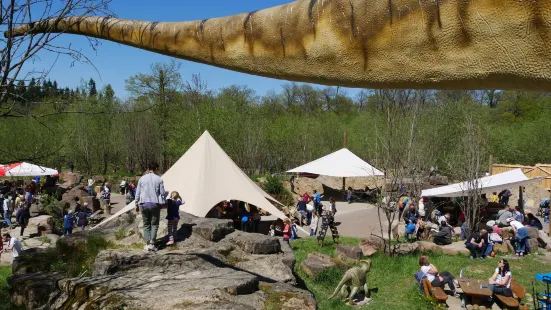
[0,265,22,310]
[291,237,551,310]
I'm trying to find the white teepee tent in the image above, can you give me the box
[94,131,295,230]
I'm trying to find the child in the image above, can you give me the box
[310,212,318,236]
[290,222,298,240]
[166,191,184,246]
[283,218,291,245]
[269,224,275,237]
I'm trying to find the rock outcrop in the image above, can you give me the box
[9,212,315,310]
[26,215,53,236]
[300,252,336,278]
[335,244,362,263]
[359,236,385,257]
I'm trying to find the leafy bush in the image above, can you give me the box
[263,175,294,206]
[41,193,66,233]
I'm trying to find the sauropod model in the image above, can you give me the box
[6,0,551,91]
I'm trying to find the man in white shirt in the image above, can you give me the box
[1,233,23,263]
[508,218,529,256]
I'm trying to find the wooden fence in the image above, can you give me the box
[492,164,551,190]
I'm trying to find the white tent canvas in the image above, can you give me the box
[0,162,58,177]
[421,169,545,198]
[287,148,384,177]
[95,131,298,231]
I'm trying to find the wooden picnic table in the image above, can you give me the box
[458,278,492,308]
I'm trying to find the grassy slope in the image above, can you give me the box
[292,237,551,310]
[0,265,21,310]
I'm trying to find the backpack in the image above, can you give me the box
[414,271,427,294]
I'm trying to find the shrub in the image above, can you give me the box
[263,175,294,206]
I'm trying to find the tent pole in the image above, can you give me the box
[489,154,494,175]
[518,186,523,212]
[343,177,346,191]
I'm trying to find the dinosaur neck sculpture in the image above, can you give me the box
[7,0,551,91]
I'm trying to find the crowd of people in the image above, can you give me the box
[418,255,515,308]
[393,186,548,261]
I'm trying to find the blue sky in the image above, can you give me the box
[30,0,362,99]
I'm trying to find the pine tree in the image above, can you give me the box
[88,78,97,96]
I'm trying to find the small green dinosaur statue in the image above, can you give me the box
[329,260,372,305]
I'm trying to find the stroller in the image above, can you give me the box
[537,198,550,221]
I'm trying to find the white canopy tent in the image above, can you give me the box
[0,162,58,177]
[287,148,384,177]
[95,131,306,233]
[421,169,545,198]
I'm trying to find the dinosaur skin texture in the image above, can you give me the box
[6,0,551,91]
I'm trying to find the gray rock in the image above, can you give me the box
[27,215,53,236]
[45,234,60,245]
[335,244,362,263]
[278,238,295,269]
[191,217,235,242]
[9,272,65,309]
[359,236,385,257]
[226,231,281,254]
[389,242,420,256]
[235,255,295,284]
[259,282,317,310]
[300,252,335,278]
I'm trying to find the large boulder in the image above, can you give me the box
[416,241,438,252]
[493,242,509,253]
[26,215,53,236]
[300,252,335,278]
[79,196,101,212]
[528,238,540,252]
[439,242,469,256]
[359,236,385,257]
[61,185,90,210]
[60,172,83,185]
[389,242,420,256]
[10,247,316,310]
[191,217,235,242]
[527,227,539,239]
[335,244,362,263]
[225,231,281,254]
[235,255,295,284]
[259,282,316,310]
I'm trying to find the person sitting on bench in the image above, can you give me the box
[419,255,460,298]
[487,259,513,303]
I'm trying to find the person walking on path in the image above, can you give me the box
[15,204,30,236]
[1,233,23,264]
[76,203,91,231]
[166,191,183,246]
[2,197,12,228]
[135,162,167,252]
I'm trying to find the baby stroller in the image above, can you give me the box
[538,198,550,221]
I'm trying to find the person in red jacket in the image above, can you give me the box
[282,218,291,245]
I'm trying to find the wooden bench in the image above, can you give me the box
[494,279,527,310]
[423,278,448,302]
